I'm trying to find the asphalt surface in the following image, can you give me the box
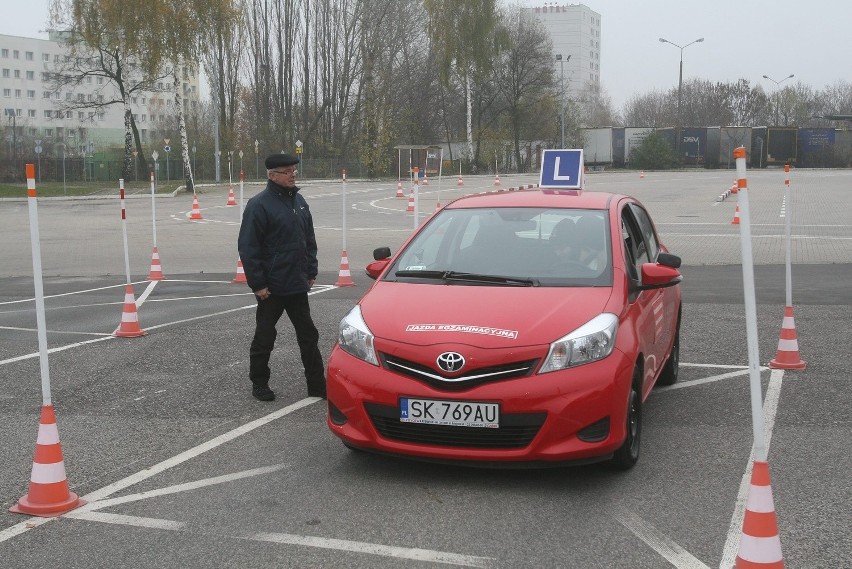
[1,169,850,568]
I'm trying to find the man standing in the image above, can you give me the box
[238,153,326,401]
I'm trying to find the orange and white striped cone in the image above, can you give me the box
[732,204,741,225]
[147,246,165,281]
[422,173,429,186]
[731,180,739,195]
[335,250,355,287]
[114,284,146,337]
[406,190,415,213]
[457,175,464,187]
[494,174,501,186]
[735,461,784,568]
[189,194,203,220]
[10,405,86,517]
[769,305,806,369]
[232,258,248,284]
[396,181,404,198]
[226,185,237,206]
[640,170,645,179]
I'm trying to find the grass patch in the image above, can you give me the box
[0,180,175,198]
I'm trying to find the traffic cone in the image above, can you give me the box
[335,250,355,287]
[406,190,415,212]
[640,171,645,179]
[732,204,741,225]
[114,284,146,337]
[226,185,237,206]
[769,305,806,369]
[232,258,248,284]
[435,201,442,212]
[189,194,203,220]
[396,181,404,198]
[147,246,165,281]
[732,180,739,194]
[735,461,784,568]
[422,173,429,186]
[494,174,501,186]
[457,175,464,187]
[10,405,86,517]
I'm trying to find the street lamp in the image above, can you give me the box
[762,74,795,126]
[659,37,704,156]
[254,139,259,179]
[555,54,570,148]
[239,149,244,177]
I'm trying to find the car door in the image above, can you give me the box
[619,201,666,398]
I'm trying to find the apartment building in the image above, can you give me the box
[0,31,200,159]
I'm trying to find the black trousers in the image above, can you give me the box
[249,292,325,390]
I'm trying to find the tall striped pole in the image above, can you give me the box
[9,164,86,517]
[733,147,784,569]
[115,179,146,337]
[147,170,165,280]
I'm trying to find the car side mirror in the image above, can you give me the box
[638,261,682,290]
[366,247,392,280]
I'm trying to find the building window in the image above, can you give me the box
[44,110,52,118]
[43,91,51,98]
[66,92,72,100]
[97,77,103,84]
[26,70,34,80]
[45,128,53,137]
[27,90,35,98]
[1,69,8,78]
[14,69,21,78]
[2,88,10,97]
[97,94,103,103]
[1,49,8,58]
[42,53,49,62]
[13,50,19,59]
[15,89,21,98]
[78,112,84,120]
[28,109,36,118]
[26,51,34,61]
[66,110,72,118]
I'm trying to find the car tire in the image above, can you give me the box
[608,369,642,470]
[656,319,680,386]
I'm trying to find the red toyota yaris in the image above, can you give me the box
[326,189,682,469]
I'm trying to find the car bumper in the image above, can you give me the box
[326,346,636,465]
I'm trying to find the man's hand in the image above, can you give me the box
[254,287,271,300]
[308,278,315,288]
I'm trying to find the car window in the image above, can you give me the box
[387,207,612,286]
[621,206,648,280]
[629,204,660,261]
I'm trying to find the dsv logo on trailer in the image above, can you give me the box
[682,136,700,143]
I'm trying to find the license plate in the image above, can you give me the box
[400,397,499,428]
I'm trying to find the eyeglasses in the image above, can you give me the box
[270,168,297,175]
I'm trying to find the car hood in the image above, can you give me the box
[360,282,614,347]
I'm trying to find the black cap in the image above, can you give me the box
[265,153,300,169]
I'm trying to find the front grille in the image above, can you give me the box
[381,354,538,391]
[365,402,545,449]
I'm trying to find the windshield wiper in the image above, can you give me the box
[394,269,538,286]
[442,271,539,287]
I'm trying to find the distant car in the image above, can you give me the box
[326,188,682,469]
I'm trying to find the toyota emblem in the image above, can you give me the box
[436,352,465,373]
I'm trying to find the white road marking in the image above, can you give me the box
[0,326,111,336]
[65,511,187,531]
[614,508,710,569]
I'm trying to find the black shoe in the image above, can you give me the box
[252,386,276,401]
[307,382,326,399]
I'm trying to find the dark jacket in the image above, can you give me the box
[238,180,318,296]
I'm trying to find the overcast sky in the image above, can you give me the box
[3,0,850,112]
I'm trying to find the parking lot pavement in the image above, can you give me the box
[1,170,851,567]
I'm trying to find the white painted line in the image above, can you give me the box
[680,363,748,369]
[65,511,187,531]
[719,368,784,569]
[0,326,111,337]
[247,532,495,567]
[0,281,139,306]
[135,280,158,306]
[77,464,287,512]
[0,400,319,544]
[655,368,767,392]
[614,508,710,569]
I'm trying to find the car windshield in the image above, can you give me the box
[385,207,612,286]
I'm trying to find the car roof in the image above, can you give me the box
[444,188,625,210]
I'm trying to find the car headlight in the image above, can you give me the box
[539,313,618,373]
[338,305,379,366]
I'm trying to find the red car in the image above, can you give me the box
[326,189,682,469]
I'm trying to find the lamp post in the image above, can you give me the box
[762,73,795,126]
[659,37,704,157]
[254,139,259,179]
[192,145,197,180]
[238,149,243,177]
[555,54,568,147]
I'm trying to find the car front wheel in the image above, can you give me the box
[656,322,680,386]
[609,369,642,470]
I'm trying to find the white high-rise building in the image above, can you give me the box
[0,32,200,158]
[530,3,602,100]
